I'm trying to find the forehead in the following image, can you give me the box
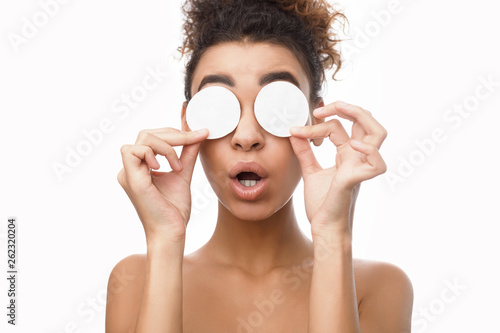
[191,42,311,99]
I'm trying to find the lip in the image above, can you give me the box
[229,161,269,179]
[230,177,267,201]
[229,161,269,201]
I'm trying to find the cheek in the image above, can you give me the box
[273,143,302,186]
[287,153,302,183]
[199,141,227,193]
[199,141,219,175]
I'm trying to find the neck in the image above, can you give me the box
[201,197,313,275]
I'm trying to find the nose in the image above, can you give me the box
[231,106,265,152]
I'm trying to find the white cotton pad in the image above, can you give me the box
[186,86,241,139]
[254,81,310,137]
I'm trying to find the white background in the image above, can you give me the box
[1,0,499,332]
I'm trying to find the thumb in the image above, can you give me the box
[289,136,321,177]
[179,141,202,183]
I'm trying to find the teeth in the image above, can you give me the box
[238,179,259,187]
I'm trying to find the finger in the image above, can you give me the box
[350,121,366,143]
[121,144,159,170]
[136,128,209,147]
[120,145,160,188]
[349,140,387,176]
[309,114,325,146]
[311,137,324,146]
[290,118,350,147]
[135,131,184,172]
[178,141,202,183]
[289,136,322,176]
[314,102,387,148]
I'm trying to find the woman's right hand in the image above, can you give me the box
[117,127,209,243]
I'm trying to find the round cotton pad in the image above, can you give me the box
[186,86,241,139]
[254,81,310,137]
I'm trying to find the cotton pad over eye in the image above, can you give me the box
[186,86,241,139]
[254,81,310,137]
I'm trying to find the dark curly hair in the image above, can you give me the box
[178,0,346,104]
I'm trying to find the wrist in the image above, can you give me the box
[146,231,186,249]
[146,237,185,266]
[312,223,352,251]
[311,219,352,241]
[143,221,186,244]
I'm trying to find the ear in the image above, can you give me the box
[181,101,191,132]
[311,98,325,147]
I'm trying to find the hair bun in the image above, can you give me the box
[269,0,346,77]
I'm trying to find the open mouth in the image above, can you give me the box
[236,172,262,187]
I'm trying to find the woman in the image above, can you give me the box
[105,0,413,332]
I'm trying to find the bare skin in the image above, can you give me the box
[106,42,413,333]
[107,254,411,333]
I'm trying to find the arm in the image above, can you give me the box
[105,127,209,332]
[309,229,359,333]
[134,238,185,332]
[309,231,414,333]
[290,101,411,332]
[309,185,360,332]
[105,240,186,333]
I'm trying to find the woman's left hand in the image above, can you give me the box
[289,101,387,237]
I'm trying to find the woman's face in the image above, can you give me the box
[182,42,317,221]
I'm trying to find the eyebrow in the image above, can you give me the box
[197,74,235,92]
[258,71,300,89]
[197,71,301,93]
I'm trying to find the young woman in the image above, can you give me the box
[105,1,413,332]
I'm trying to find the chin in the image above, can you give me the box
[221,196,291,223]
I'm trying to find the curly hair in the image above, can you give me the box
[178,0,346,104]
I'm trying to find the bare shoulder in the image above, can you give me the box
[354,258,412,289]
[105,254,147,333]
[353,258,413,333]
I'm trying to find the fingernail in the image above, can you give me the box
[194,128,208,135]
[289,126,300,134]
[178,160,183,170]
[336,101,348,107]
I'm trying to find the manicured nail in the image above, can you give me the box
[289,126,300,134]
[336,101,348,107]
